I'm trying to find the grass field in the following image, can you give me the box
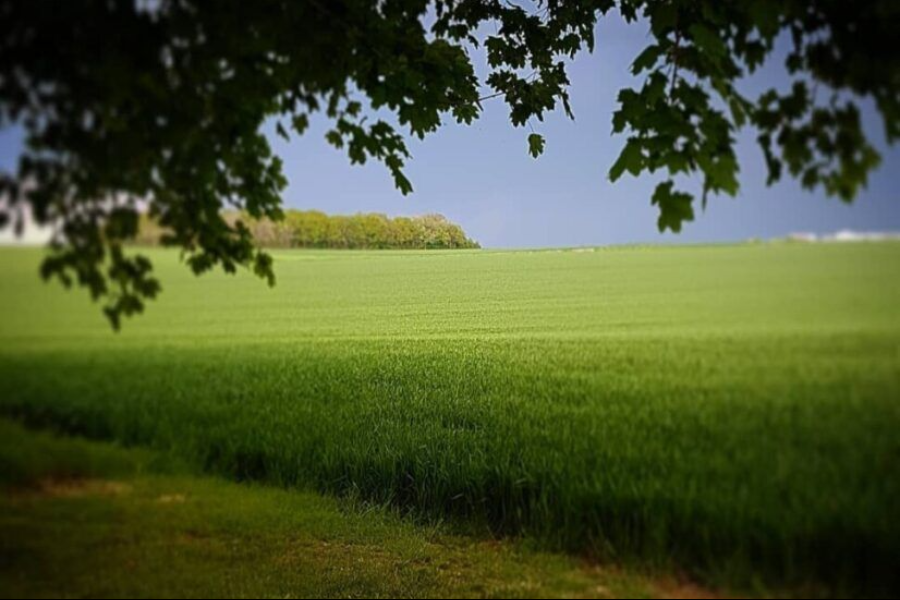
[1,243,898,596]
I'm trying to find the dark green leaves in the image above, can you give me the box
[701,151,739,197]
[609,139,644,182]
[688,24,727,61]
[608,0,898,234]
[648,2,678,36]
[527,133,545,158]
[392,170,414,196]
[631,45,664,75]
[753,86,881,201]
[652,181,694,233]
[292,114,310,136]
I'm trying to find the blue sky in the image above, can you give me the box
[2,14,898,248]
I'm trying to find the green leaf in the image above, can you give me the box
[706,153,739,196]
[527,133,545,158]
[631,45,663,75]
[292,114,310,135]
[345,101,362,117]
[728,97,747,128]
[609,139,644,182]
[649,3,678,36]
[325,130,343,149]
[393,170,413,195]
[689,24,727,59]
[652,181,695,233]
[275,121,289,141]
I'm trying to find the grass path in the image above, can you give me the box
[0,419,721,599]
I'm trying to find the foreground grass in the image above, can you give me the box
[0,243,898,595]
[0,419,679,598]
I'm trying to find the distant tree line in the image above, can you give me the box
[136,211,479,250]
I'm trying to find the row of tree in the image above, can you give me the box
[137,210,480,250]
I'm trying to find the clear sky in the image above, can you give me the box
[1,14,898,248]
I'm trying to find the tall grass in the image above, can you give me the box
[0,243,898,594]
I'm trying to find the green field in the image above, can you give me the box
[1,243,898,595]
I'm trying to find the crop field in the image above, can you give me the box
[0,242,898,595]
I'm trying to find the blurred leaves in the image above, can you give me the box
[609,0,899,232]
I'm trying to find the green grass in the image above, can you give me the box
[0,243,898,595]
[0,418,659,599]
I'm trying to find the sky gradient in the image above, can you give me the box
[2,14,898,248]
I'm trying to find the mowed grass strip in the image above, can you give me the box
[0,419,662,599]
[0,243,898,595]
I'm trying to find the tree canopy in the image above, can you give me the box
[1,0,898,326]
